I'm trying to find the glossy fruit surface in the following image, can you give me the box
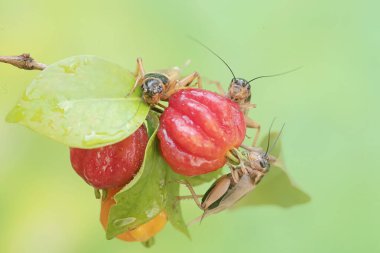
[70,125,148,189]
[157,88,246,176]
[100,188,167,242]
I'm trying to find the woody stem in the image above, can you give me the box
[0,54,46,70]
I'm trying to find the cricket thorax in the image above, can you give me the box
[144,73,170,86]
[227,78,251,104]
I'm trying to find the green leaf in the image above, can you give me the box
[145,112,160,138]
[106,112,190,239]
[106,117,166,239]
[118,112,159,191]
[165,170,191,239]
[233,133,311,209]
[6,55,150,148]
[232,164,311,208]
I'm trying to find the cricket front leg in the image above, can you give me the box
[252,170,265,185]
[240,102,257,115]
[127,57,145,96]
[228,164,240,184]
[245,116,261,147]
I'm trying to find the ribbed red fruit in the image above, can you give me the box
[157,89,246,176]
[70,125,148,189]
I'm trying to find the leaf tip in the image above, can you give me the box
[105,229,116,240]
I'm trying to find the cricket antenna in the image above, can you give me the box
[268,123,285,154]
[189,36,236,79]
[265,118,277,156]
[247,67,302,83]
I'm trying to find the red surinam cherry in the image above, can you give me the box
[157,89,246,176]
[70,125,148,189]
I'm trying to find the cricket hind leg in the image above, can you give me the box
[164,72,202,98]
[176,180,204,209]
[176,71,202,89]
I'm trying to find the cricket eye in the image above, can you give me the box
[259,160,268,169]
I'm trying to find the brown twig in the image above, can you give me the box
[0,54,46,70]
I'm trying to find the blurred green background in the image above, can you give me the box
[1,0,379,252]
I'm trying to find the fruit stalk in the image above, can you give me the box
[225,150,240,165]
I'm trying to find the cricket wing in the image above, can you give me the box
[201,174,232,210]
[155,67,182,81]
[219,174,256,209]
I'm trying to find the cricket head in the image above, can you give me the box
[227,78,251,104]
[142,73,169,105]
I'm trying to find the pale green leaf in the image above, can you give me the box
[233,133,311,209]
[6,55,150,148]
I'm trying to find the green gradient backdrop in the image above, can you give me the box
[1,1,379,252]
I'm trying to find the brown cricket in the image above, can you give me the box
[128,58,202,107]
[178,124,284,224]
[191,37,299,146]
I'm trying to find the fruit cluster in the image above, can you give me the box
[65,57,264,244]
[6,55,308,247]
[70,85,249,242]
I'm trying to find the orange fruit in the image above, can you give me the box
[100,187,167,242]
